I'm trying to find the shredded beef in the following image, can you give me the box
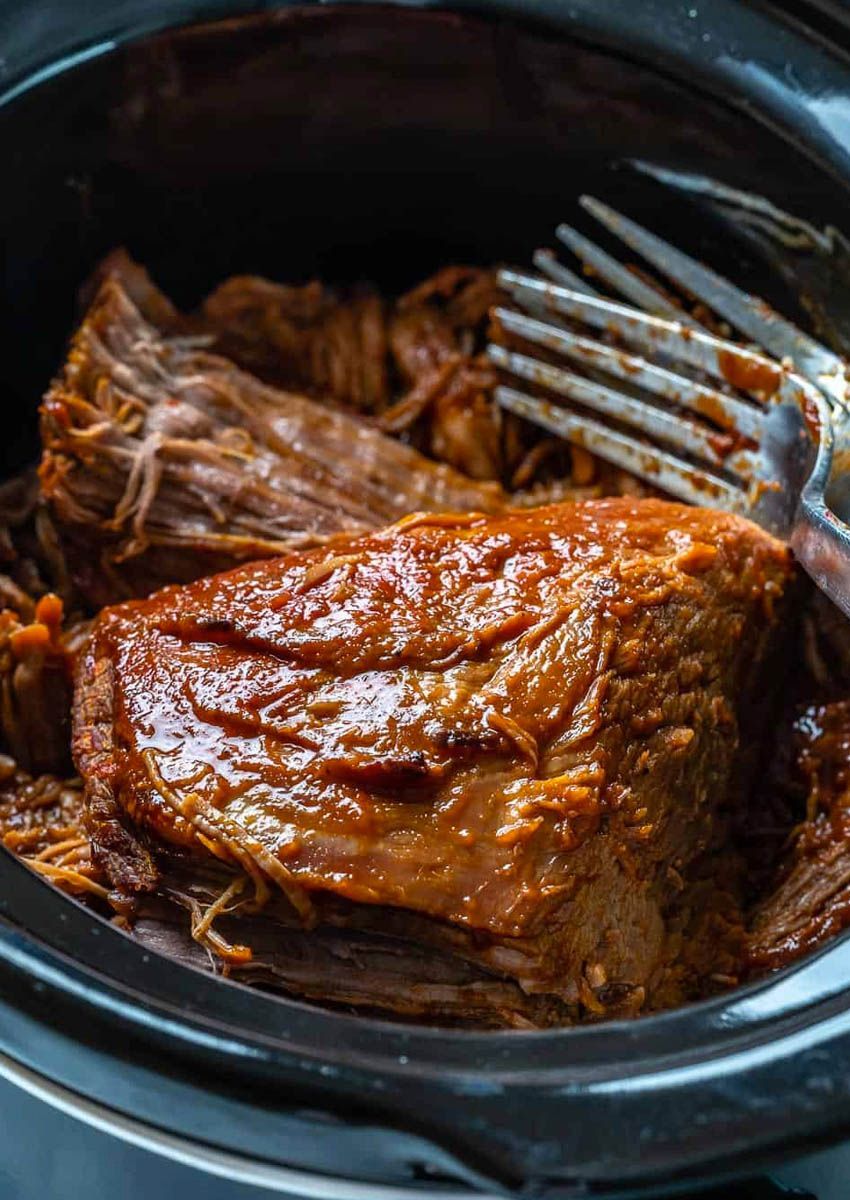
[40,277,504,604]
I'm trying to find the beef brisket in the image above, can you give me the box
[201,272,389,410]
[39,278,504,604]
[83,253,524,485]
[86,251,505,473]
[747,700,850,971]
[73,498,793,1015]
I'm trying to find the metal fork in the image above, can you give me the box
[487,196,850,618]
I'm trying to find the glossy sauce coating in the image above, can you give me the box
[74,499,792,992]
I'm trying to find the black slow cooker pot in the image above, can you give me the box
[6,2,850,1197]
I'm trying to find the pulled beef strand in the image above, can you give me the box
[39,276,504,604]
[0,764,106,901]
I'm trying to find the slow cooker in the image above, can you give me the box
[7,2,850,1196]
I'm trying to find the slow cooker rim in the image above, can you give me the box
[0,0,848,1066]
[5,845,850,1072]
[5,0,850,1191]
[0,1049,507,1200]
[7,0,850,190]
[7,880,850,1196]
[8,758,850,1190]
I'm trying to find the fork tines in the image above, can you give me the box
[489,268,805,512]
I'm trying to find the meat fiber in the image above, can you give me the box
[73,498,794,1016]
[39,278,503,604]
[747,700,850,970]
[201,273,390,410]
[0,765,105,901]
[86,251,506,475]
[79,252,552,487]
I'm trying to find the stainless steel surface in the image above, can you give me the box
[555,219,704,327]
[489,212,850,617]
[578,194,850,414]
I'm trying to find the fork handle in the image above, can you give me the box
[792,496,850,618]
[787,407,850,617]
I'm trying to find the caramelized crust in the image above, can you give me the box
[73,499,793,1006]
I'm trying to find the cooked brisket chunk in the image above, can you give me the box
[90,252,513,481]
[73,498,793,1014]
[202,274,391,412]
[95,251,501,450]
[747,700,850,971]
[382,282,503,480]
[200,262,503,443]
[40,278,504,604]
